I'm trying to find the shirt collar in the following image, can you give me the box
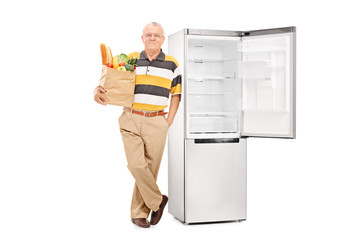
[139,49,165,61]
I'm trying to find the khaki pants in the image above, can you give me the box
[118,109,169,218]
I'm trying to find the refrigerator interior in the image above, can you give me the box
[186,35,242,139]
[186,32,294,139]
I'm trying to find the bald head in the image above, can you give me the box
[142,22,164,36]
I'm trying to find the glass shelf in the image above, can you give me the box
[187,73,236,81]
[242,108,288,113]
[189,112,238,117]
[187,92,235,95]
[190,131,237,134]
[238,48,285,53]
[188,58,236,62]
[188,77,237,81]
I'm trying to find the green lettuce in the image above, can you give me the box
[117,53,129,63]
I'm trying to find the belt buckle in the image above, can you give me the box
[146,111,156,117]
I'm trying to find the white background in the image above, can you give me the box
[1,0,360,239]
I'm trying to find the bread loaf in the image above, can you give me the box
[100,43,107,65]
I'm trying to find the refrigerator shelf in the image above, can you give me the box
[188,58,236,62]
[188,77,237,81]
[187,73,236,80]
[238,48,285,53]
[189,131,238,134]
[238,60,270,64]
[242,77,272,80]
[189,112,238,117]
[187,92,235,95]
[243,108,288,113]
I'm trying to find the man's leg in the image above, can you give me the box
[130,183,150,218]
[128,114,169,218]
[142,115,168,183]
[119,111,163,218]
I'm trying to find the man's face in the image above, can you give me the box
[141,25,165,52]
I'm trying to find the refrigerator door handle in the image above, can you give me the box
[194,138,240,144]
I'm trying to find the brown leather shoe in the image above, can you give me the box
[131,218,150,228]
[150,195,168,225]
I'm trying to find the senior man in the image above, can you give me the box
[94,22,181,228]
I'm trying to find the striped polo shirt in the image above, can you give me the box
[127,49,181,111]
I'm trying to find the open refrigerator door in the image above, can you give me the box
[240,30,296,138]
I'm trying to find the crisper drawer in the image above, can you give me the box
[187,94,237,112]
[185,138,247,223]
[189,114,238,133]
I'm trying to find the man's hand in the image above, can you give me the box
[94,86,108,105]
[165,118,173,128]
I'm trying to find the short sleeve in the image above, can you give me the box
[170,65,182,101]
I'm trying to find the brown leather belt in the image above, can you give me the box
[124,107,168,117]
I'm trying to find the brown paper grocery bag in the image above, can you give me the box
[99,65,136,107]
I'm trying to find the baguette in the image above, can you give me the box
[106,47,113,65]
[100,43,107,65]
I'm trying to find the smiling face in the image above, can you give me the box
[141,24,165,52]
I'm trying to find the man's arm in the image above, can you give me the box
[166,94,181,127]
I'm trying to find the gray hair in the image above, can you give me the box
[142,22,165,36]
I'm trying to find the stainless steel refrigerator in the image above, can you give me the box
[167,26,296,224]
